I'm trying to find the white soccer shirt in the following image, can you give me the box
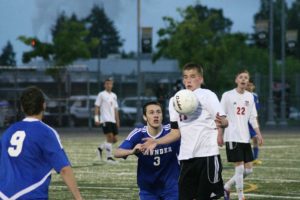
[95,90,118,123]
[169,88,225,160]
[221,89,258,143]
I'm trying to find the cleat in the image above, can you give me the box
[97,147,103,160]
[106,157,118,164]
[224,189,230,200]
[253,159,262,165]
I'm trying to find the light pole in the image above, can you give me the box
[135,0,142,125]
[266,0,276,125]
[280,0,287,125]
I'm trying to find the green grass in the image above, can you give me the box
[49,129,300,200]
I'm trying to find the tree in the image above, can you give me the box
[0,41,16,67]
[84,5,123,58]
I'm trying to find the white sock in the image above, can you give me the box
[224,176,235,191]
[244,167,253,178]
[104,142,113,158]
[235,165,244,200]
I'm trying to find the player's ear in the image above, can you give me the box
[143,115,147,122]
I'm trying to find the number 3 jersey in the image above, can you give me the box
[119,124,180,191]
[221,89,258,143]
[0,117,70,200]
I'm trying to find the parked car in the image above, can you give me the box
[289,106,300,120]
[68,95,97,127]
[119,96,157,126]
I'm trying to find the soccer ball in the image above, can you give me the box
[173,89,198,115]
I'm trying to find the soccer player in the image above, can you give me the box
[94,77,120,163]
[246,81,262,165]
[221,70,263,200]
[141,63,228,200]
[114,101,180,200]
[0,86,82,200]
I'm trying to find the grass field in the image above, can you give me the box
[49,128,300,200]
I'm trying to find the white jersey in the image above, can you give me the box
[169,88,225,160]
[95,90,118,123]
[221,89,258,143]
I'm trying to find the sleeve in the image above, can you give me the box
[249,98,259,129]
[42,129,70,173]
[220,92,227,114]
[94,93,102,107]
[114,94,119,109]
[204,91,226,117]
[119,128,141,150]
[168,97,179,122]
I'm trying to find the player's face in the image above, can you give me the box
[246,82,254,92]
[144,104,163,129]
[104,80,113,92]
[235,72,249,90]
[182,69,203,91]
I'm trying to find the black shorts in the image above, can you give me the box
[179,155,224,200]
[102,122,118,135]
[225,142,254,163]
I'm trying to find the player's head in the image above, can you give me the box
[104,77,114,92]
[246,80,255,92]
[182,62,204,91]
[235,70,250,90]
[142,101,163,128]
[20,86,45,116]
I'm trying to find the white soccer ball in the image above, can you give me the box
[173,89,198,115]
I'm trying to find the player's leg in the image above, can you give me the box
[206,155,224,200]
[100,122,117,162]
[161,183,178,200]
[178,159,198,200]
[252,137,261,165]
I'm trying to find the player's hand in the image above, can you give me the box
[132,144,142,155]
[215,112,228,128]
[141,138,157,154]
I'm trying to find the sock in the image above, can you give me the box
[244,168,253,178]
[253,147,259,160]
[235,165,244,200]
[104,142,113,158]
[224,176,235,191]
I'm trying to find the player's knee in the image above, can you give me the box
[244,168,253,177]
[235,164,244,176]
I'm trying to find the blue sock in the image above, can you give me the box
[253,147,259,160]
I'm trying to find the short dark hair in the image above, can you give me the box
[20,86,45,116]
[236,69,250,78]
[142,101,162,116]
[183,62,204,76]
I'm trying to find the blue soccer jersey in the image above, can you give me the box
[249,93,260,137]
[119,124,180,192]
[0,118,70,200]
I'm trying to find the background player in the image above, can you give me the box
[94,77,120,163]
[221,70,263,200]
[114,101,180,200]
[0,86,82,200]
[246,80,262,165]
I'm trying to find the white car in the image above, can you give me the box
[69,95,97,126]
[289,106,300,120]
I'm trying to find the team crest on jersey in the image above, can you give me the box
[233,102,237,106]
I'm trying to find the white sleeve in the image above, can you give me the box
[249,99,258,129]
[95,93,102,107]
[204,91,225,117]
[220,92,228,114]
[169,97,179,122]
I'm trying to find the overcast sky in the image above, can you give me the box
[0,0,281,65]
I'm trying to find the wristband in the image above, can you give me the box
[94,115,100,123]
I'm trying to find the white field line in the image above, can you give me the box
[51,185,300,199]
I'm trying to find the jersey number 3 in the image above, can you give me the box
[8,131,26,157]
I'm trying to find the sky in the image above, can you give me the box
[0,0,277,65]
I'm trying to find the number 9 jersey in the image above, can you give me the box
[0,117,70,200]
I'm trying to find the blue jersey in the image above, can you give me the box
[249,93,260,137]
[119,124,180,192]
[0,118,70,200]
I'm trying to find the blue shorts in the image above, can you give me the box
[139,185,178,200]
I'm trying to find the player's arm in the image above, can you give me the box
[249,101,263,145]
[114,143,142,158]
[60,166,83,200]
[115,108,120,128]
[141,124,180,153]
[94,105,101,125]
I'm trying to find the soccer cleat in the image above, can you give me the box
[224,189,230,200]
[253,159,262,165]
[97,147,103,160]
[106,157,118,164]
